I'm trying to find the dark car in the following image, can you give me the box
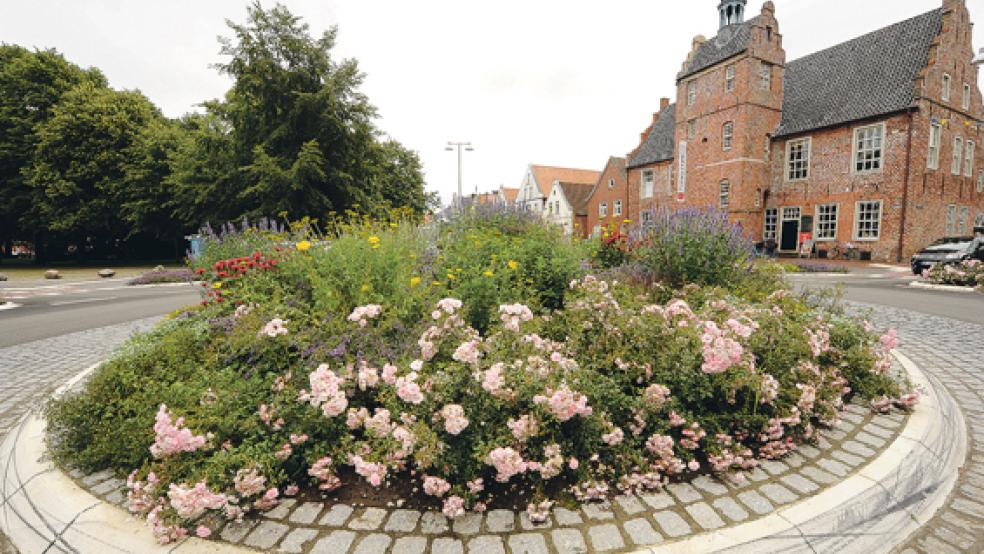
[910,237,984,275]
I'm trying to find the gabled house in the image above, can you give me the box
[497,187,519,206]
[626,100,676,229]
[585,157,628,237]
[516,165,601,214]
[545,181,595,237]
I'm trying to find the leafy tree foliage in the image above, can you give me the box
[1,2,427,262]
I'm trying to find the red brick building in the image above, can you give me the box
[625,0,984,261]
[584,157,628,237]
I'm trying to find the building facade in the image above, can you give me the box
[545,182,594,237]
[516,165,600,214]
[626,0,984,261]
[584,157,628,237]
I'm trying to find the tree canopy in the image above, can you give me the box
[0,1,427,262]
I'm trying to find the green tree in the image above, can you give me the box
[168,1,426,225]
[30,83,162,258]
[0,45,106,260]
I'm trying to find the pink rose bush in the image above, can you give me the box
[925,259,984,288]
[49,220,916,543]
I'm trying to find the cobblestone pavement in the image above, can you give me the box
[0,317,160,438]
[77,398,907,553]
[846,303,984,554]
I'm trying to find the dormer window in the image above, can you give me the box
[942,74,952,102]
[687,81,697,106]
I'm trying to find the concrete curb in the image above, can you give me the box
[0,351,964,554]
[908,281,979,293]
[630,349,966,554]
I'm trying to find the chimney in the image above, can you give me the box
[660,97,670,111]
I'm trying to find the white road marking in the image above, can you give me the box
[50,296,119,307]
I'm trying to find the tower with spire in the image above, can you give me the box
[718,0,747,28]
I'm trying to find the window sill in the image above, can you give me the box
[852,237,881,242]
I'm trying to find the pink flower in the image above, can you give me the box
[467,479,485,494]
[303,364,349,417]
[254,488,279,511]
[309,457,342,491]
[482,363,506,395]
[700,322,744,374]
[423,475,452,497]
[760,374,779,405]
[441,404,469,435]
[396,372,425,404]
[347,304,383,328]
[351,455,388,487]
[453,340,482,365]
[259,318,289,338]
[880,329,900,352]
[643,384,671,409]
[534,385,592,422]
[150,404,206,458]
[285,485,299,496]
[805,327,831,357]
[499,303,534,332]
[688,460,700,471]
[195,525,212,538]
[796,383,816,412]
[508,415,539,442]
[167,480,227,519]
[437,298,463,314]
[526,499,554,524]
[568,457,579,470]
[488,447,528,482]
[382,364,398,385]
[601,427,624,446]
[442,495,466,519]
[234,468,267,497]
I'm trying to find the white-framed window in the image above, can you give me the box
[964,83,972,111]
[599,203,608,217]
[687,81,697,106]
[608,178,616,189]
[759,62,771,91]
[978,171,983,194]
[614,200,622,216]
[854,200,882,240]
[942,73,952,102]
[976,212,984,227]
[687,119,697,140]
[965,140,975,177]
[640,210,653,227]
[952,136,964,175]
[786,138,811,181]
[853,123,884,173]
[959,206,969,235]
[928,122,942,169]
[722,122,734,151]
[725,65,735,92]
[815,204,838,241]
[946,204,957,236]
[641,169,654,199]
[764,208,778,240]
[719,180,730,210]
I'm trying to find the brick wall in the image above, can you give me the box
[585,158,628,236]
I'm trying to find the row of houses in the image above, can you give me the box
[485,0,984,262]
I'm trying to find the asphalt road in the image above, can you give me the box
[0,281,201,347]
[788,270,984,326]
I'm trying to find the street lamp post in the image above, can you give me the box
[445,141,474,208]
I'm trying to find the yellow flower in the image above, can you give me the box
[410,276,421,288]
[295,240,312,252]
[361,284,371,292]
[211,282,222,289]
[483,270,494,277]
[507,260,519,270]
[447,273,457,281]
[432,280,442,286]
[368,236,381,249]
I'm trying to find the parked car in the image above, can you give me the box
[910,237,984,275]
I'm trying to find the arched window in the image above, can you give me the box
[719,180,731,210]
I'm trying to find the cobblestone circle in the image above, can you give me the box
[0,317,161,438]
[846,303,984,554]
[6,305,980,553]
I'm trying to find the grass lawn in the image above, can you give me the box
[0,263,185,283]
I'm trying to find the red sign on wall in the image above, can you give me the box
[799,231,812,244]
[675,193,685,202]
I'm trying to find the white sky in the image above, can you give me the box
[2,1,982,205]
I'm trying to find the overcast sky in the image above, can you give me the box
[2,0,982,205]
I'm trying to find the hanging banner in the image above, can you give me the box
[677,141,687,195]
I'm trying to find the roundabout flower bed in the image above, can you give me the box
[924,259,984,289]
[46,209,915,544]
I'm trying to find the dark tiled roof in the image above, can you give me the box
[678,17,760,81]
[558,182,595,216]
[628,105,677,168]
[775,8,942,138]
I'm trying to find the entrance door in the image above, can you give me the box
[780,207,801,252]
